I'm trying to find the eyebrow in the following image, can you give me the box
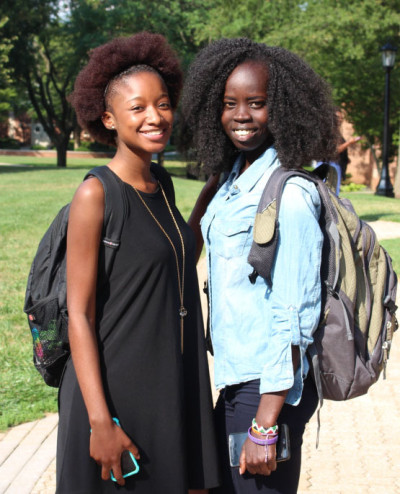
[127,92,170,102]
[223,95,267,100]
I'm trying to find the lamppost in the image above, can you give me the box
[376,42,397,197]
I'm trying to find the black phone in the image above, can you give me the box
[228,423,291,467]
[110,450,139,482]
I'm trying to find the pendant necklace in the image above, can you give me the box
[132,182,187,353]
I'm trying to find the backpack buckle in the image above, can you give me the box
[383,295,398,315]
[248,269,259,285]
[324,281,338,299]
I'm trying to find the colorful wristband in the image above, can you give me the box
[252,419,279,435]
[248,427,279,446]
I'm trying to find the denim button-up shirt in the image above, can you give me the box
[201,147,323,405]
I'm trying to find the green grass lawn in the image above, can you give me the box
[0,156,399,430]
[0,157,202,431]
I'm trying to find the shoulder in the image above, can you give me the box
[69,176,105,224]
[73,175,104,205]
[281,175,321,220]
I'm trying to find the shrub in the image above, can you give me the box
[0,137,21,149]
[341,183,367,192]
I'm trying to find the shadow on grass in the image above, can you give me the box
[0,164,94,174]
[361,213,400,222]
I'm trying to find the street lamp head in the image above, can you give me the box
[380,42,397,69]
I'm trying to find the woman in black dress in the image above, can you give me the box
[56,32,220,493]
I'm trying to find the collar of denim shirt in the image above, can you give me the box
[222,146,279,195]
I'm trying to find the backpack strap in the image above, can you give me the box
[248,167,312,286]
[84,166,127,277]
[247,166,340,291]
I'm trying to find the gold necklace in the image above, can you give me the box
[132,182,187,353]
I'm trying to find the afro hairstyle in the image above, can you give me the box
[70,32,183,147]
[179,38,339,173]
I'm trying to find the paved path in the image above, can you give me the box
[0,220,399,493]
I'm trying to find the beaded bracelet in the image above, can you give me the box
[247,427,279,446]
[252,419,279,436]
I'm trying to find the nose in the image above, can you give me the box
[146,105,162,125]
[233,103,251,122]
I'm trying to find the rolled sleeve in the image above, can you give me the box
[260,178,323,404]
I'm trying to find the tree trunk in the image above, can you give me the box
[56,135,70,168]
[157,151,165,167]
[394,121,400,198]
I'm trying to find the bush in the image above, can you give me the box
[31,144,53,150]
[0,137,21,149]
[341,183,367,192]
[75,141,115,153]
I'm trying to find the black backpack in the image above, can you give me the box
[24,164,175,387]
[248,166,398,406]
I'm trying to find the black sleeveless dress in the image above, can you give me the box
[56,167,220,493]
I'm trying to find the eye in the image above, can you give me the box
[131,105,144,112]
[159,101,171,110]
[249,100,266,109]
[223,100,236,109]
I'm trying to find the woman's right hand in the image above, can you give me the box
[239,437,277,477]
[90,419,140,486]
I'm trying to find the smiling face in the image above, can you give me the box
[102,71,174,158]
[221,61,271,165]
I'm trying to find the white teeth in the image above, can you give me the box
[234,129,253,136]
[143,130,163,135]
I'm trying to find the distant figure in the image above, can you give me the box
[330,111,361,194]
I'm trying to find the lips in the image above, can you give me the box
[139,128,168,140]
[233,129,256,136]
[141,129,165,135]
[231,128,257,142]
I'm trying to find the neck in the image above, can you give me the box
[108,147,158,192]
[242,138,273,172]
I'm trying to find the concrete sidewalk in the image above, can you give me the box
[0,220,399,494]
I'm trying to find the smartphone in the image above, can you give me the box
[90,417,140,481]
[228,423,291,467]
[110,450,140,482]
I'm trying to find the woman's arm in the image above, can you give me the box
[337,136,361,153]
[66,177,139,486]
[188,174,220,263]
[239,348,300,476]
[240,178,323,476]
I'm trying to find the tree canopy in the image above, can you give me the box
[191,0,400,161]
[1,0,399,167]
[0,17,16,119]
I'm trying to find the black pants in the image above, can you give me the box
[211,374,318,494]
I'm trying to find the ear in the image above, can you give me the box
[102,111,115,130]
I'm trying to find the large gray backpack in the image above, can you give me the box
[248,166,398,406]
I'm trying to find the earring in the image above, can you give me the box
[111,125,115,129]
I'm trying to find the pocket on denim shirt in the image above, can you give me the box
[212,219,253,259]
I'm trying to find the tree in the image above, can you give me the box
[190,0,400,164]
[93,0,209,69]
[0,17,16,120]
[1,0,76,166]
[1,0,208,166]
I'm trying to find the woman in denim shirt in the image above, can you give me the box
[179,39,339,494]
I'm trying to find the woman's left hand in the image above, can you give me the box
[239,437,277,476]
